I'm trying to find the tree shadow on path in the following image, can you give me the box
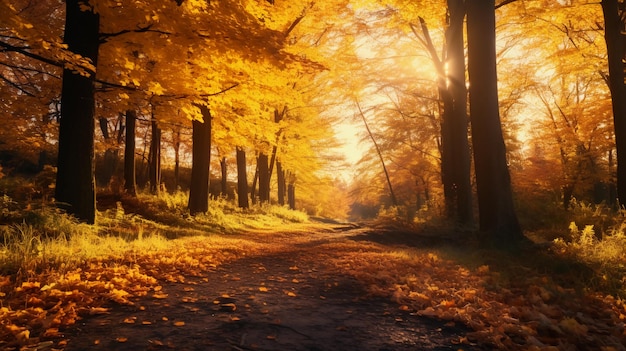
[63,226,486,351]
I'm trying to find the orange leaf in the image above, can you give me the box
[174,321,185,326]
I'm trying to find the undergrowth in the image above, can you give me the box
[0,190,309,283]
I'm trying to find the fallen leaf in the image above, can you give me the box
[116,337,128,343]
[259,286,269,292]
[89,307,110,315]
[174,321,185,326]
[153,292,168,299]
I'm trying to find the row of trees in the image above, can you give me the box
[1,0,354,222]
[341,0,625,246]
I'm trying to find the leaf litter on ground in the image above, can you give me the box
[0,223,625,351]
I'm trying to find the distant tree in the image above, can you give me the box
[236,147,249,208]
[124,110,137,196]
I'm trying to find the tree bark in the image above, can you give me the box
[55,0,99,223]
[601,0,626,206]
[447,0,473,225]
[124,110,137,196]
[277,161,286,206]
[220,156,227,197]
[466,0,523,246]
[173,128,181,190]
[149,117,161,195]
[287,184,295,210]
[251,163,258,205]
[258,152,270,203]
[236,147,249,208]
[188,107,212,215]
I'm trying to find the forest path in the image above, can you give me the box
[63,223,479,351]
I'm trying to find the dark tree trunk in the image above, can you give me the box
[251,163,258,205]
[124,110,137,196]
[601,0,626,206]
[55,0,99,224]
[447,0,473,225]
[277,161,286,206]
[149,118,161,195]
[173,128,181,190]
[466,0,523,246]
[258,152,270,203]
[236,147,249,209]
[220,156,227,197]
[287,171,296,210]
[188,107,212,215]
[287,183,295,210]
[268,109,284,183]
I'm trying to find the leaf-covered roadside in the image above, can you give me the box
[0,236,261,350]
[322,239,626,350]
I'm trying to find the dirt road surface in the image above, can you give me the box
[63,224,482,351]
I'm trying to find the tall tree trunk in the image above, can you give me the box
[466,0,523,246]
[220,156,227,197]
[236,147,249,209]
[277,161,286,206]
[188,107,212,215]
[414,17,457,220]
[173,128,181,190]
[55,0,99,224]
[251,163,258,205]
[447,0,473,225]
[268,108,285,182]
[149,117,161,195]
[124,110,137,196]
[287,171,296,210]
[288,183,295,210]
[601,0,626,206]
[258,152,270,203]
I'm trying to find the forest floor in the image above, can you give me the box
[2,220,626,350]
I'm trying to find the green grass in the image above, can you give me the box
[0,191,310,283]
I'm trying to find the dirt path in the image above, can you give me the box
[63,225,480,351]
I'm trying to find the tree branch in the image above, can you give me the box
[0,74,36,97]
[495,0,518,10]
[0,41,63,68]
[99,24,173,43]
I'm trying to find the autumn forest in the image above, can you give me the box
[2,0,626,350]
